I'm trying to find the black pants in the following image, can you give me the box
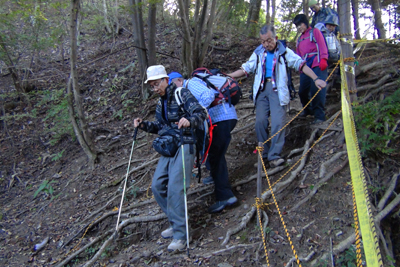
[206,119,237,201]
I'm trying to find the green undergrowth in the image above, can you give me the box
[354,87,400,157]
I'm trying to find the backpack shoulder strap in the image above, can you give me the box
[174,87,185,109]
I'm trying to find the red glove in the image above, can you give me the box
[319,58,328,71]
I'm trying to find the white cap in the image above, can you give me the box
[144,65,169,84]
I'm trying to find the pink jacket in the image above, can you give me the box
[296,27,328,69]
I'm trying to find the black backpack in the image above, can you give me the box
[278,40,297,100]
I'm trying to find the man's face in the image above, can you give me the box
[260,31,277,52]
[326,24,336,32]
[171,78,184,87]
[149,78,168,96]
[296,23,308,34]
[310,4,320,12]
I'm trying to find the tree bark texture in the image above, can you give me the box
[129,0,148,83]
[147,1,157,66]
[69,0,97,167]
[177,0,217,75]
[303,0,309,19]
[338,0,357,102]
[266,0,271,24]
[0,35,24,93]
[247,0,262,37]
[271,0,276,26]
[351,0,361,39]
[370,0,386,39]
[102,0,112,34]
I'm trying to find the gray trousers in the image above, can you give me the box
[255,82,286,161]
[152,144,194,240]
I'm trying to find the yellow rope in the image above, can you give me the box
[262,62,339,147]
[255,198,271,266]
[352,185,363,267]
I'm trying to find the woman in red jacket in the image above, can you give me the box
[293,14,328,124]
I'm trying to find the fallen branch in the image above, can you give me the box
[289,158,348,213]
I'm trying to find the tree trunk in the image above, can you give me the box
[370,0,386,39]
[129,0,149,98]
[147,1,157,66]
[177,0,217,75]
[338,0,356,102]
[102,0,112,34]
[247,0,262,36]
[271,0,276,26]
[69,0,97,167]
[303,0,309,19]
[266,0,271,24]
[114,0,120,33]
[0,35,24,93]
[351,0,361,39]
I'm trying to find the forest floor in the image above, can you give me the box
[1,25,400,267]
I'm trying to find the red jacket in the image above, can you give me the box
[296,27,328,69]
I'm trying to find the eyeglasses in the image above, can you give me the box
[149,78,164,90]
[260,38,275,45]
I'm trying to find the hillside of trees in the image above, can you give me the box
[1,0,400,266]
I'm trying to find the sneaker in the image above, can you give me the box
[208,196,238,213]
[270,158,285,167]
[202,176,214,185]
[167,239,187,251]
[161,227,173,239]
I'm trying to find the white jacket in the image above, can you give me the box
[241,41,305,106]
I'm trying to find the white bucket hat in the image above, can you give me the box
[144,65,169,84]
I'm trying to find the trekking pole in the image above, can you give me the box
[115,127,138,233]
[180,128,190,257]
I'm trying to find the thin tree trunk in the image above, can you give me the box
[199,0,217,66]
[129,0,149,98]
[271,0,276,26]
[177,0,194,75]
[338,0,357,102]
[114,0,120,33]
[247,0,262,36]
[351,0,361,39]
[102,0,112,34]
[0,35,24,93]
[69,0,97,167]
[147,1,157,66]
[370,0,386,38]
[266,0,271,24]
[303,0,309,19]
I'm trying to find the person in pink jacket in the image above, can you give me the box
[294,14,328,124]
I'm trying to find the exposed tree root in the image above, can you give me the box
[284,251,315,267]
[203,243,260,257]
[54,230,113,267]
[378,172,399,211]
[221,129,319,246]
[356,74,392,93]
[319,151,347,178]
[289,158,348,213]
[311,178,400,265]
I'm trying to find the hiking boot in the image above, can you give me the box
[161,227,173,239]
[254,158,269,168]
[202,176,214,185]
[208,196,238,213]
[167,239,187,251]
[298,111,308,118]
[269,158,285,168]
